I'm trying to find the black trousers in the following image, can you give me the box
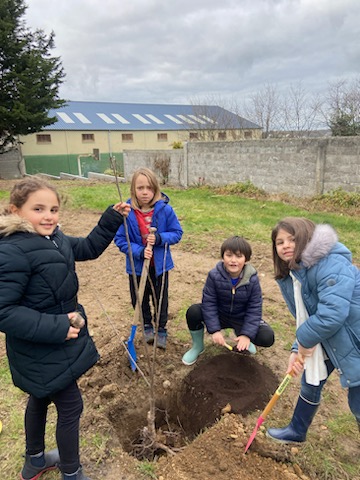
[186,303,275,347]
[25,380,83,474]
[129,267,169,331]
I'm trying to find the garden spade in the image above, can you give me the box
[126,324,137,371]
[244,356,304,453]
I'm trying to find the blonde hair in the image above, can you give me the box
[271,217,316,279]
[130,168,161,209]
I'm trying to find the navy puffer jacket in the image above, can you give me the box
[0,207,124,398]
[202,262,263,340]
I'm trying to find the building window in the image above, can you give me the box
[244,131,253,139]
[82,133,95,142]
[218,131,226,140]
[122,133,133,142]
[36,134,51,144]
[189,132,199,140]
[157,133,168,142]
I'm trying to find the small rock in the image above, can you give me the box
[163,380,171,389]
[99,383,119,399]
[221,403,232,414]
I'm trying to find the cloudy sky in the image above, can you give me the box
[24,0,360,106]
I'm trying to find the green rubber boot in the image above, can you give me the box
[182,328,204,366]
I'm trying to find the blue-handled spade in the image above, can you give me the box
[127,324,138,371]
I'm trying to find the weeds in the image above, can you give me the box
[312,187,360,209]
[137,460,157,478]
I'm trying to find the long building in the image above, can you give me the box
[20,101,262,177]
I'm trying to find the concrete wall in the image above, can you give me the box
[124,137,360,196]
[0,149,25,179]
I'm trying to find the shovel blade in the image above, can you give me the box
[244,416,264,453]
[127,325,137,371]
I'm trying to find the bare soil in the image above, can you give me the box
[1,193,359,480]
[57,209,356,480]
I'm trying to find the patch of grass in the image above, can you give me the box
[0,343,58,479]
[312,187,360,209]
[81,431,112,465]
[137,459,157,478]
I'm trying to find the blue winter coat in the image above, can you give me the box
[202,262,263,340]
[277,224,360,388]
[0,207,125,398]
[114,193,183,276]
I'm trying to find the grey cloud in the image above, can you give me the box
[25,0,360,103]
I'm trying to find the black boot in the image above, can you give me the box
[62,466,91,480]
[21,448,60,480]
[266,395,319,443]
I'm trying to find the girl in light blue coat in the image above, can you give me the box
[267,217,360,444]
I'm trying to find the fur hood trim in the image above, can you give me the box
[301,224,338,268]
[0,214,36,237]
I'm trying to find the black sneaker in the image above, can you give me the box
[144,326,154,344]
[157,331,167,350]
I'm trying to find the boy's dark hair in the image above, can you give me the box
[220,236,252,261]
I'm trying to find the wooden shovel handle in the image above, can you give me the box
[134,227,157,321]
[261,354,304,420]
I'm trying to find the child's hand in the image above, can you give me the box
[235,334,250,352]
[144,245,153,260]
[287,352,304,376]
[212,331,225,345]
[113,202,131,217]
[65,326,80,341]
[146,233,156,246]
[68,312,85,329]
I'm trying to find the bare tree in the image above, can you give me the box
[242,83,281,138]
[279,81,324,135]
[321,78,360,135]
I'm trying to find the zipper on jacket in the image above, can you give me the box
[230,287,235,313]
[45,235,58,248]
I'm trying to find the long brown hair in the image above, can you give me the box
[271,217,316,279]
[130,168,161,210]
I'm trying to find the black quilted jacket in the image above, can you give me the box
[0,206,124,398]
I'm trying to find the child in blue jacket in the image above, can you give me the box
[182,236,274,365]
[266,217,360,444]
[114,167,183,349]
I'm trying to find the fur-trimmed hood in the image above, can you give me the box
[0,214,35,237]
[301,224,339,268]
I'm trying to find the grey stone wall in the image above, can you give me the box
[0,148,25,179]
[124,137,360,197]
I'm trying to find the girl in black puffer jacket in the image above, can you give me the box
[0,177,129,480]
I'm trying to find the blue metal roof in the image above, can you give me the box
[44,101,261,131]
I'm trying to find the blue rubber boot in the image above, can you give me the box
[266,395,319,444]
[62,466,91,480]
[21,448,60,480]
[182,328,204,366]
